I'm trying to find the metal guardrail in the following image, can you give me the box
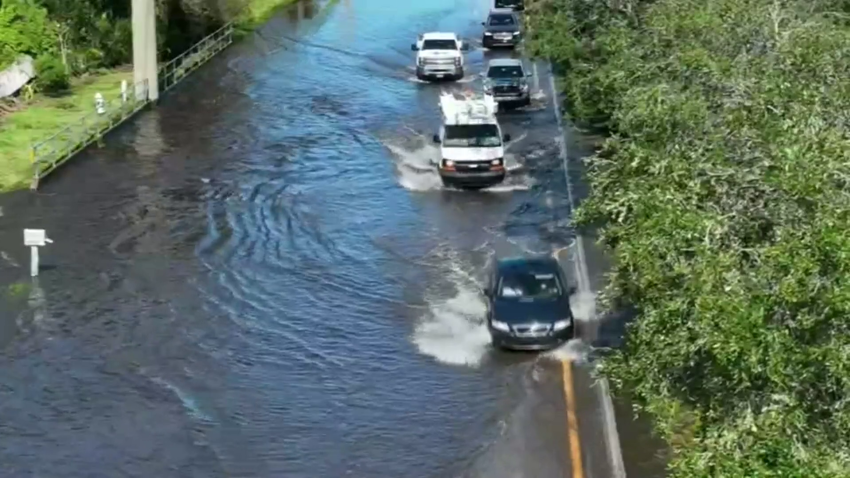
[29,79,149,189]
[29,21,235,190]
[159,22,234,93]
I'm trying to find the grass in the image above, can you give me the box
[0,68,132,191]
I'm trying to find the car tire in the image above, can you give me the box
[522,97,531,107]
[455,68,464,81]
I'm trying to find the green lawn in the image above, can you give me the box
[0,68,132,191]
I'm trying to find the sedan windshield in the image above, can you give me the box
[488,66,523,78]
[421,39,457,50]
[443,124,502,147]
[488,14,515,26]
[498,272,562,300]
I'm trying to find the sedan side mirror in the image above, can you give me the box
[432,134,441,143]
[502,133,511,142]
[411,43,418,51]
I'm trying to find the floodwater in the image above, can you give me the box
[0,0,668,476]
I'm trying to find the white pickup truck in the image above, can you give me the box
[432,91,510,189]
[411,32,468,81]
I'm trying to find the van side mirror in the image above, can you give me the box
[432,134,441,143]
[411,43,418,51]
[502,133,511,142]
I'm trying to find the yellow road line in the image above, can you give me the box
[562,359,584,478]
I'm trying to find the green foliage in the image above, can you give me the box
[34,54,70,93]
[527,0,850,476]
[0,0,54,68]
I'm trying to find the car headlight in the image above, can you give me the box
[513,31,520,36]
[491,158,502,165]
[454,57,461,66]
[484,32,492,36]
[552,318,572,331]
[418,57,424,66]
[443,160,454,167]
[491,320,510,332]
[521,84,529,91]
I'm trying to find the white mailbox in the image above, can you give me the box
[24,229,48,246]
[23,229,52,277]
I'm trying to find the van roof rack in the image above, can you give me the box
[439,90,498,125]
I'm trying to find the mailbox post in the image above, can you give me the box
[23,229,53,277]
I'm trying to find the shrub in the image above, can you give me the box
[527,0,850,476]
[35,54,70,94]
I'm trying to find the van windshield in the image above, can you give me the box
[422,39,457,50]
[443,125,502,147]
[498,272,562,300]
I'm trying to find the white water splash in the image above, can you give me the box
[383,140,444,191]
[413,251,492,367]
[544,291,597,362]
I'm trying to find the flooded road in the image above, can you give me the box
[0,0,667,476]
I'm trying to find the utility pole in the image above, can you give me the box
[132,0,159,101]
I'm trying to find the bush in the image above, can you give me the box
[35,54,70,94]
[0,0,54,69]
[527,0,850,476]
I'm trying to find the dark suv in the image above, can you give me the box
[495,0,524,11]
[481,9,521,49]
[483,58,532,107]
[484,256,576,350]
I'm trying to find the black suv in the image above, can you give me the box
[484,256,576,350]
[483,58,532,107]
[481,9,521,49]
[495,0,523,11]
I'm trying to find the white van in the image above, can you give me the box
[432,91,510,188]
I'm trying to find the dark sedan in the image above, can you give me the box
[483,256,576,350]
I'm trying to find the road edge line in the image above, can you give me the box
[547,63,627,478]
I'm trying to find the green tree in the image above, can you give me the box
[526,0,850,476]
[0,0,54,69]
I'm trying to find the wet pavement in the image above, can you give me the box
[0,0,667,476]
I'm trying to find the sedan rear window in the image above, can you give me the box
[498,272,562,299]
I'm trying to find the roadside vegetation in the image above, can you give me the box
[526,0,850,476]
[0,0,301,191]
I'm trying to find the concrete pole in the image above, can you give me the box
[132,0,159,101]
